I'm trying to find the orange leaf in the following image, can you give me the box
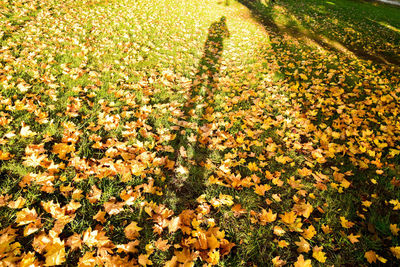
[347,233,361,244]
[231,204,246,217]
[364,250,377,264]
[259,209,277,225]
[155,238,170,251]
[295,237,310,253]
[93,210,106,224]
[124,222,142,240]
[116,240,140,254]
[0,150,13,160]
[298,167,312,177]
[52,143,75,160]
[277,240,289,248]
[138,254,152,266]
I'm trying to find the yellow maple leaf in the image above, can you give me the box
[82,227,102,248]
[390,247,400,259]
[207,249,220,265]
[340,216,355,228]
[231,204,246,217]
[364,250,387,263]
[175,165,188,176]
[341,178,351,189]
[22,153,46,168]
[254,184,271,196]
[87,185,102,204]
[248,162,259,172]
[361,200,372,208]
[321,224,332,234]
[16,208,38,226]
[295,202,314,219]
[0,150,13,160]
[175,248,198,264]
[44,238,66,266]
[279,211,297,225]
[23,221,42,236]
[66,233,83,251]
[275,155,292,164]
[220,239,235,256]
[272,256,286,267]
[294,255,312,267]
[277,240,289,248]
[302,225,316,240]
[20,251,37,267]
[93,210,107,223]
[164,256,178,267]
[8,196,26,209]
[300,73,308,80]
[20,124,36,138]
[207,234,220,250]
[390,224,399,236]
[389,199,400,210]
[104,199,124,215]
[312,246,327,263]
[116,241,140,254]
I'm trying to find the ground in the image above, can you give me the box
[0,0,400,266]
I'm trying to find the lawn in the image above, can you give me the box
[0,0,399,266]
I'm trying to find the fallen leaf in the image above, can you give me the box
[295,237,310,253]
[125,221,142,240]
[294,255,312,267]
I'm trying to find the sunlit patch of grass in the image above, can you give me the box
[1,0,400,265]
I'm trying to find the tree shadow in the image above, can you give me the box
[238,0,400,66]
[168,17,230,212]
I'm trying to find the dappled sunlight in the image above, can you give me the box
[0,0,399,266]
[375,20,400,34]
[241,0,400,66]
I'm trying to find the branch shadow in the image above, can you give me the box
[168,17,230,212]
[238,0,400,66]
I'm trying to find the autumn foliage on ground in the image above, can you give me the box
[0,0,399,266]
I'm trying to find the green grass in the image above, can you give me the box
[0,0,400,265]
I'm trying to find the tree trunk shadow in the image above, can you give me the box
[238,0,400,67]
